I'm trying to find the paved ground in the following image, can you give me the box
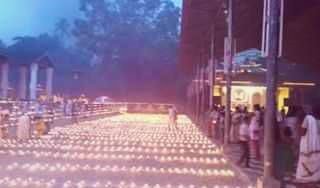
[0,114,253,188]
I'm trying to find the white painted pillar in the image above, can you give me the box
[19,65,28,100]
[1,63,9,99]
[46,67,54,98]
[29,63,38,101]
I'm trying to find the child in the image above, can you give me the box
[237,116,250,168]
[35,116,46,138]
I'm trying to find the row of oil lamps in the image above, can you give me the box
[49,133,213,144]
[3,137,216,149]
[2,145,221,155]
[3,139,217,149]
[4,162,235,177]
[3,138,215,151]
[0,115,251,188]
[52,128,207,137]
[1,149,226,165]
[0,176,253,188]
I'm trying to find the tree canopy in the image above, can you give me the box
[72,0,181,100]
[0,0,181,101]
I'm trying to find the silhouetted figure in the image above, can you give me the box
[168,105,178,131]
[237,116,250,168]
[17,113,31,141]
[249,104,261,160]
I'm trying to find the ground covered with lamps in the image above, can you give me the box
[0,114,252,188]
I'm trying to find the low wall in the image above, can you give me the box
[126,103,172,114]
[2,102,175,139]
[6,112,119,139]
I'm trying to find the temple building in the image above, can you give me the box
[187,48,319,113]
[0,51,55,101]
[212,49,317,111]
[180,0,320,113]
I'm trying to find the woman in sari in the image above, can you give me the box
[230,106,242,143]
[296,105,320,183]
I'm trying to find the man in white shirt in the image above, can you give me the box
[168,106,178,131]
[16,113,31,141]
[237,116,250,168]
[250,105,261,160]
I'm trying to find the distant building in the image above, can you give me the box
[212,49,318,111]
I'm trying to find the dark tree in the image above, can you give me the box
[73,0,181,101]
[8,34,61,64]
[6,34,92,97]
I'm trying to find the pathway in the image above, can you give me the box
[0,114,253,188]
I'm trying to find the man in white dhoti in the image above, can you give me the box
[168,106,178,131]
[296,106,320,183]
[249,104,262,160]
[230,106,242,143]
[65,100,73,116]
[16,113,31,141]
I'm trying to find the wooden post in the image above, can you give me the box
[262,0,267,56]
[186,81,192,116]
[199,50,205,124]
[1,62,9,99]
[200,64,206,124]
[19,65,28,100]
[29,63,38,101]
[209,26,215,110]
[209,60,214,109]
[195,64,200,123]
[46,67,54,98]
[224,0,234,145]
[263,0,281,185]
[279,0,284,57]
[192,74,196,118]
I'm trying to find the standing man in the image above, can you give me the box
[238,116,251,168]
[168,105,178,131]
[231,106,242,143]
[16,112,31,141]
[250,104,262,160]
[72,99,79,124]
[210,106,220,139]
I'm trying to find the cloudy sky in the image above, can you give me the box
[0,0,182,44]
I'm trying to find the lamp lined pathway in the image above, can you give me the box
[0,114,252,188]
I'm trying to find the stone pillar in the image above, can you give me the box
[1,63,9,99]
[29,63,38,101]
[46,67,54,98]
[19,65,28,100]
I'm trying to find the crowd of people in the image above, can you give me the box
[0,94,92,140]
[207,104,320,184]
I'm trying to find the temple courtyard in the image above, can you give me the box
[0,114,252,188]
